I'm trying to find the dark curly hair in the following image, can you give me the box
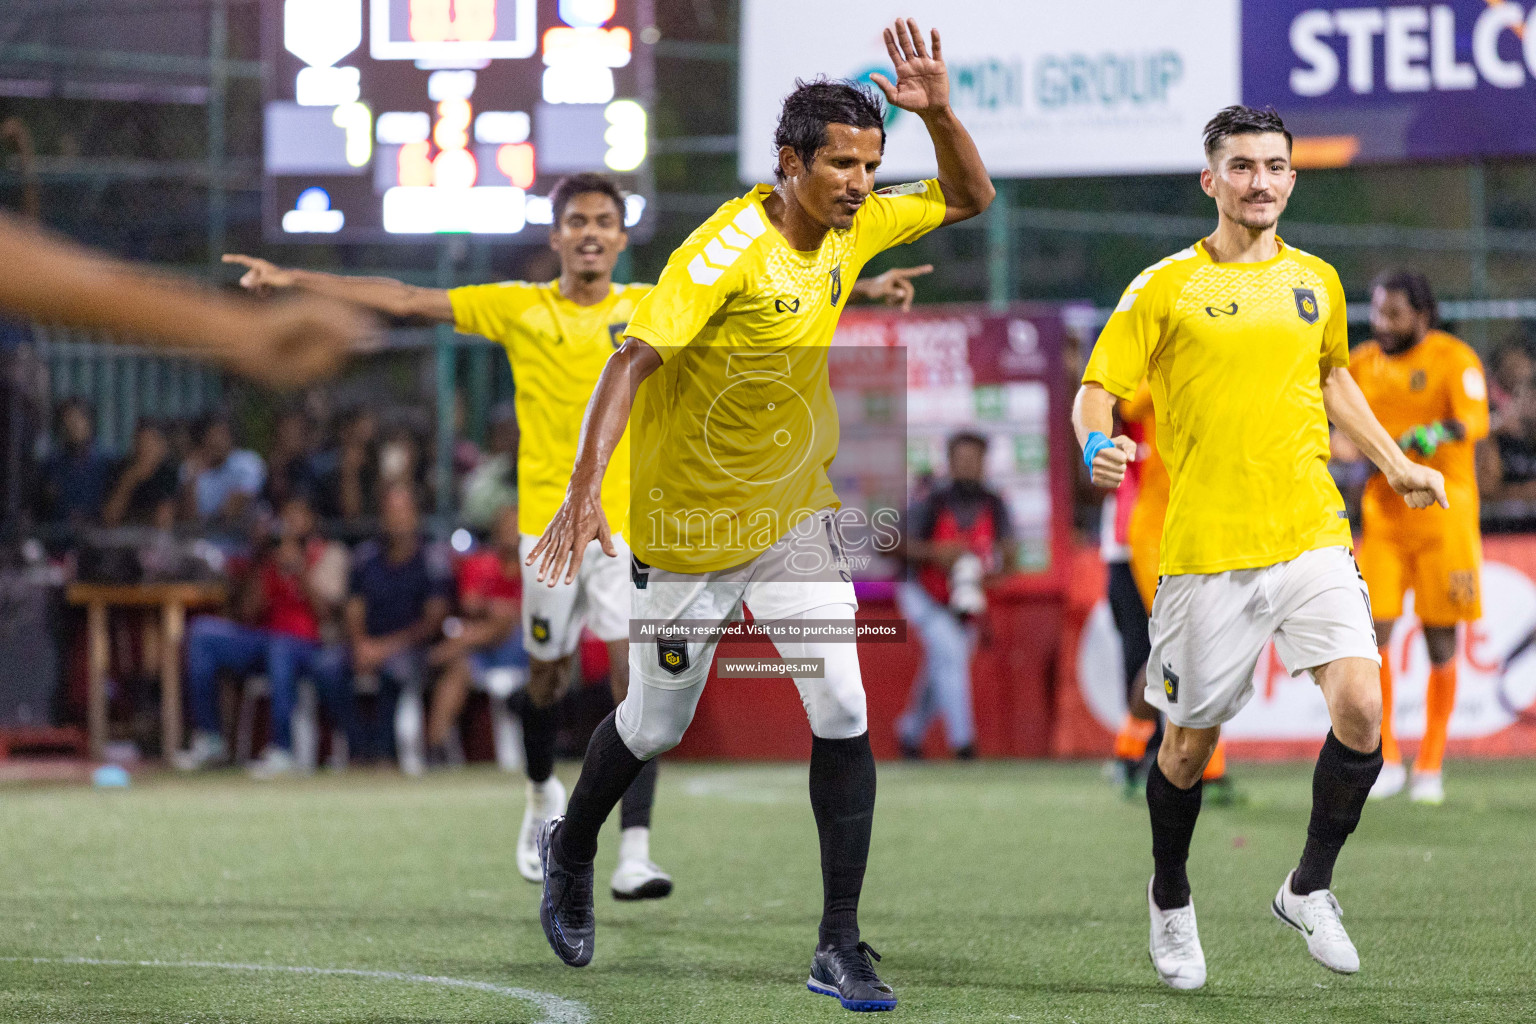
[773,77,886,181]
[1373,269,1438,325]
[550,172,626,226]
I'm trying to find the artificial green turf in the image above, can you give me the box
[0,760,1532,1023]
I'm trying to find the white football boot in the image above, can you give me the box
[610,826,673,900]
[1272,870,1360,974]
[1368,761,1406,800]
[1409,770,1444,806]
[172,731,226,772]
[1147,878,1206,990]
[517,776,567,882]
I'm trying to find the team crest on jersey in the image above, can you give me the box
[608,322,627,349]
[530,616,551,644]
[657,630,689,676]
[829,264,843,306]
[1162,665,1180,703]
[1293,287,1320,324]
[1410,369,1428,392]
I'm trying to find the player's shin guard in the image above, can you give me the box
[1377,646,1401,765]
[522,697,559,785]
[1293,731,1382,894]
[1146,762,1202,911]
[1416,662,1457,774]
[554,711,646,865]
[809,732,876,948]
[620,756,659,830]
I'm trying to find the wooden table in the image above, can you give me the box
[66,581,227,761]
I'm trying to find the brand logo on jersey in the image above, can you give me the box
[829,264,843,306]
[657,631,689,676]
[1162,665,1180,703]
[608,322,627,349]
[530,616,551,644]
[1293,287,1320,324]
[687,204,769,286]
[774,297,801,314]
[1204,302,1238,317]
[1410,369,1428,392]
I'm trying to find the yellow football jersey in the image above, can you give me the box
[450,280,650,537]
[623,179,946,573]
[1083,238,1353,575]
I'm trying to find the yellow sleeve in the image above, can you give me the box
[854,179,947,260]
[1448,345,1490,442]
[623,216,744,360]
[1322,268,1349,368]
[1084,271,1169,401]
[449,281,535,339]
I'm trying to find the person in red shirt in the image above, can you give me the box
[176,495,352,776]
[427,505,527,768]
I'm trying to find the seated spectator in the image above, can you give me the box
[102,418,179,528]
[181,412,265,533]
[311,407,378,529]
[262,407,319,511]
[175,495,353,776]
[426,504,526,770]
[460,403,518,530]
[345,483,452,775]
[38,397,113,528]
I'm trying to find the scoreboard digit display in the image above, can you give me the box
[262,0,653,242]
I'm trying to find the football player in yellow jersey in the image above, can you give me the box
[225,177,926,906]
[1073,106,1446,989]
[1341,272,1488,806]
[527,20,993,1007]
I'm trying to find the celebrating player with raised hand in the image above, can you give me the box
[1343,272,1488,806]
[1073,106,1445,990]
[225,175,925,905]
[528,17,992,1011]
[0,213,370,388]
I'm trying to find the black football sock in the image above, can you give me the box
[554,711,646,865]
[809,732,877,949]
[1146,761,1203,911]
[521,698,559,786]
[1293,731,1382,894]
[619,755,659,831]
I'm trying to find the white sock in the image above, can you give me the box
[619,826,650,865]
[527,776,557,817]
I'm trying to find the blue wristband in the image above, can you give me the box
[1083,431,1113,470]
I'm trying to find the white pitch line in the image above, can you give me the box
[0,956,590,1024]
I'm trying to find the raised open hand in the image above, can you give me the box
[868,19,949,116]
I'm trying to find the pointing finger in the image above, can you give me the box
[893,265,934,280]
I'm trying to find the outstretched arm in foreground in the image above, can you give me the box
[0,215,372,388]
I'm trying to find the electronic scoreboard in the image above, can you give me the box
[262,0,653,241]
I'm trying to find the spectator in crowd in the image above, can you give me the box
[345,482,452,775]
[262,407,319,511]
[181,411,265,532]
[102,418,179,528]
[452,390,483,480]
[460,403,518,530]
[1481,334,1536,503]
[38,397,112,527]
[897,431,1017,760]
[312,407,378,527]
[175,494,353,776]
[425,503,526,771]
[377,421,427,506]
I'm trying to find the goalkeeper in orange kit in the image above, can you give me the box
[1339,271,1488,806]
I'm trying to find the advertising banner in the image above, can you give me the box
[1243,1,1536,164]
[1072,535,1536,757]
[738,0,1241,180]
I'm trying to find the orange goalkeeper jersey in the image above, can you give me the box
[1351,330,1488,540]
